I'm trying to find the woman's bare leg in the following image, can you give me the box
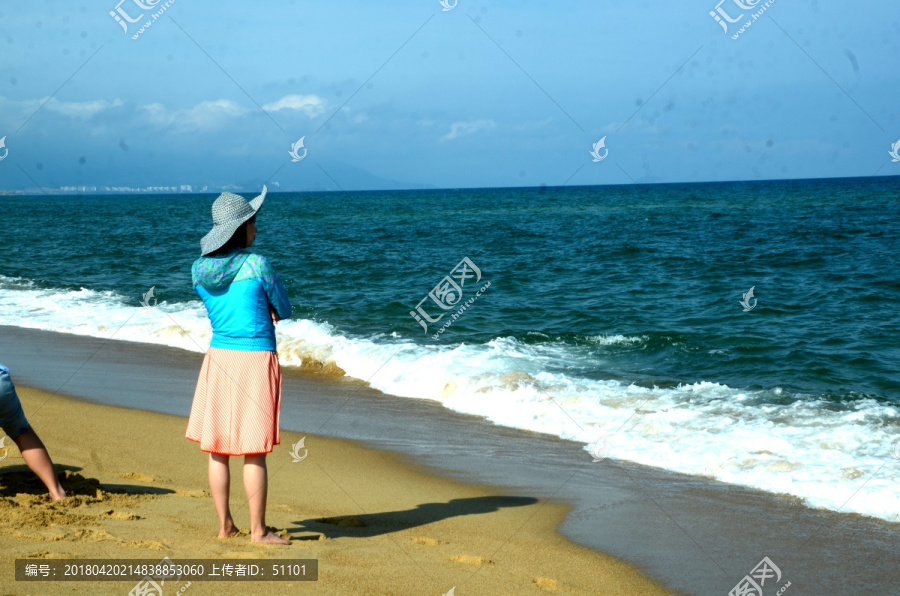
[11,429,65,500]
[244,454,289,544]
[208,453,238,537]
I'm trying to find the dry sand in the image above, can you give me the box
[0,387,679,595]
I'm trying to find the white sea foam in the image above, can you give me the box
[585,334,649,345]
[1,277,898,522]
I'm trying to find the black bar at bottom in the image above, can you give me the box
[15,559,318,581]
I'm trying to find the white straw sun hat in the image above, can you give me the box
[200,186,267,256]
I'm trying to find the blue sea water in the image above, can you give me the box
[1,176,898,520]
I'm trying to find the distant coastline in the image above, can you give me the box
[0,172,896,196]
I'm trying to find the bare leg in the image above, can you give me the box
[244,454,289,544]
[10,429,65,501]
[208,453,238,538]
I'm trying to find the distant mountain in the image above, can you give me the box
[263,160,430,192]
[1,160,429,194]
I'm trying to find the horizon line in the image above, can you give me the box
[1,172,897,197]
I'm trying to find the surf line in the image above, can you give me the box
[432,281,491,340]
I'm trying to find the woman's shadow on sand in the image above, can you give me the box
[289,496,538,539]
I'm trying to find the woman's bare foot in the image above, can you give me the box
[218,520,240,538]
[251,530,290,545]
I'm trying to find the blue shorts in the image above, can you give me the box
[0,364,31,439]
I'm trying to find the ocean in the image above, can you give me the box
[1,176,898,522]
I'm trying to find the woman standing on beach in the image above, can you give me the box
[186,186,292,545]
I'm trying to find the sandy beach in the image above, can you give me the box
[0,386,677,595]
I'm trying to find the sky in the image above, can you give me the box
[0,0,898,192]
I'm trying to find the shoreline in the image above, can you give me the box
[1,325,898,593]
[0,387,676,595]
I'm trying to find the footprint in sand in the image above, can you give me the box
[175,489,210,498]
[104,510,141,521]
[411,536,447,546]
[70,528,119,543]
[449,555,494,566]
[25,552,53,559]
[124,540,166,550]
[533,577,558,592]
[294,533,326,541]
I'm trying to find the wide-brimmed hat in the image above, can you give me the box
[200,186,267,256]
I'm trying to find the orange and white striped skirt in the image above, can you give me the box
[186,347,281,456]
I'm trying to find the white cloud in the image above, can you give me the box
[262,94,327,117]
[441,119,497,141]
[45,98,124,118]
[0,96,124,122]
[140,99,248,131]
